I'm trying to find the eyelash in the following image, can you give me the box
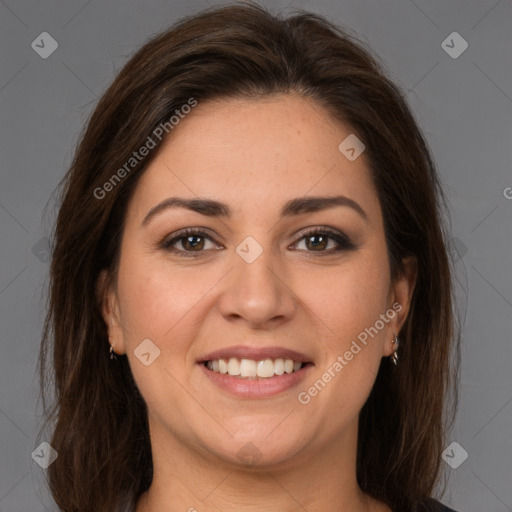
[160,226,356,258]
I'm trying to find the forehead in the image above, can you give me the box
[125,94,380,225]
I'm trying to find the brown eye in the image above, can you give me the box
[177,234,206,251]
[303,233,330,251]
[293,228,355,255]
[161,228,219,256]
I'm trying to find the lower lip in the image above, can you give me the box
[198,362,314,399]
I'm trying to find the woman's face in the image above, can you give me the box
[101,94,415,470]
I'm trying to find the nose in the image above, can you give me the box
[216,242,298,329]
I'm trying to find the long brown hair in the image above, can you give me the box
[38,3,460,511]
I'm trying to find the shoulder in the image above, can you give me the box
[437,504,458,512]
[426,498,459,512]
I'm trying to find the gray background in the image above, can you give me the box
[0,0,511,510]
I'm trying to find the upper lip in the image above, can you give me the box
[197,345,313,364]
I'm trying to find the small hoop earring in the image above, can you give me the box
[109,344,117,360]
[391,334,399,366]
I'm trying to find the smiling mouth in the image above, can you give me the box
[202,357,312,379]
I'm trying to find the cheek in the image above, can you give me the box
[116,250,212,340]
[297,249,390,408]
[297,275,388,435]
[303,255,390,341]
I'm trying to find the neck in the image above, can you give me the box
[136,417,390,512]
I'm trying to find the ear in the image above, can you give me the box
[96,269,126,355]
[382,255,417,357]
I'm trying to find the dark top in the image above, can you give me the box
[429,498,458,511]
[438,504,458,511]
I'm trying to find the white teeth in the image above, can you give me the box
[257,359,274,378]
[228,357,240,375]
[240,359,257,377]
[274,358,284,375]
[205,357,305,379]
[219,358,228,374]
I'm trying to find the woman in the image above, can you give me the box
[39,3,461,511]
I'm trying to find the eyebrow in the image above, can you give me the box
[141,195,368,227]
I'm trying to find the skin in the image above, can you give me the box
[98,93,417,512]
